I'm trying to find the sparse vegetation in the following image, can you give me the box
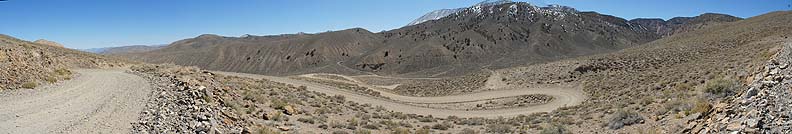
[21,82,37,89]
[45,76,57,83]
[254,126,279,134]
[430,123,451,130]
[391,127,410,134]
[55,68,72,76]
[691,99,712,114]
[607,110,644,130]
[270,99,289,109]
[540,123,569,134]
[459,128,477,134]
[354,129,372,134]
[702,78,738,98]
[486,124,513,134]
[415,128,430,134]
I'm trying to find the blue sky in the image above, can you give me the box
[0,0,788,49]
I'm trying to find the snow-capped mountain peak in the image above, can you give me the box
[406,0,581,26]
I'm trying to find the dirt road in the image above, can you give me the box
[0,69,150,134]
[218,71,586,118]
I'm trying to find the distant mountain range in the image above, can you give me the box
[118,0,741,77]
[83,44,167,54]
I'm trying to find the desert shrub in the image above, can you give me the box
[391,127,410,134]
[348,118,359,126]
[346,125,357,130]
[638,126,663,134]
[270,99,289,109]
[55,68,72,76]
[254,126,278,134]
[298,117,316,124]
[0,50,6,61]
[332,95,346,103]
[703,78,738,98]
[415,128,430,134]
[459,128,478,134]
[245,106,256,114]
[690,99,712,114]
[354,129,371,134]
[640,96,654,105]
[540,123,569,134]
[431,123,451,130]
[418,117,436,122]
[378,120,397,129]
[398,121,412,128]
[607,110,644,129]
[657,100,692,116]
[266,111,284,121]
[459,118,485,125]
[22,82,37,89]
[362,124,379,130]
[331,121,346,129]
[674,83,693,91]
[332,130,349,134]
[486,124,513,134]
[226,100,244,115]
[45,76,57,83]
[202,93,214,103]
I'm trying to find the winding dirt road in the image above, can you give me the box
[217,71,586,118]
[0,69,150,134]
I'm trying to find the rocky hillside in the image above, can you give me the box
[120,2,747,78]
[351,2,659,76]
[692,41,792,133]
[499,11,792,133]
[630,13,742,37]
[0,35,125,91]
[122,2,670,77]
[122,28,382,76]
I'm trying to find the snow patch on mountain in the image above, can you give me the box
[406,0,580,26]
[407,8,464,26]
[407,0,515,26]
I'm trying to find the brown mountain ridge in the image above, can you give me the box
[121,2,741,77]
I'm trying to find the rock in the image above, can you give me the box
[770,68,779,75]
[277,126,290,131]
[726,121,743,131]
[686,122,698,130]
[744,87,758,98]
[283,105,297,115]
[745,118,760,128]
[684,113,702,122]
[264,111,279,120]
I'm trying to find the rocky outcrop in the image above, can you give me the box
[130,65,245,133]
[0,35,124,91]
[630,13,742,37]
[690,43,792,133]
